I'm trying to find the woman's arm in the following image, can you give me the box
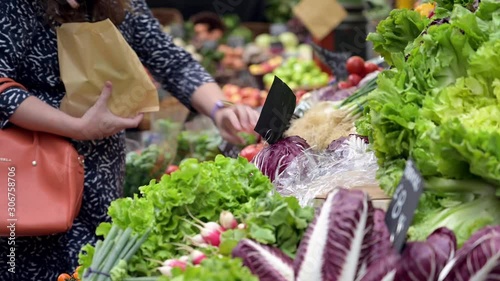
[0,2,140,140]
[129,0,221,113]
[6,83,142,140]
[8,95,82,138]
[129,0,259,143]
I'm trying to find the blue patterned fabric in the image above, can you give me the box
[0,0,214,280]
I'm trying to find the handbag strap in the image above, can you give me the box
[0,77,28,93]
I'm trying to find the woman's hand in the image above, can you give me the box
[213,104,259,144]
[74,82,143,140]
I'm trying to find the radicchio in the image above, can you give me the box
[358,209,397,281]
[294,187,374,281]
[439,226,500,281]
[394,227,456,281]
[252,136,310,182]
[232,239,294,281]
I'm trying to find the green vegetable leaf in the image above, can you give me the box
[249,224,276,244]
[367,9,430,65]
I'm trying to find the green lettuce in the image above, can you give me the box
[86,155,313,277]
[408,178,500,246]
[367,9,430,65]
[359,0,500,245]
[165,257,258,281]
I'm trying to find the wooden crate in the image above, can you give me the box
[314,184,391,210]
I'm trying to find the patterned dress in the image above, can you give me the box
[0,0,213,280]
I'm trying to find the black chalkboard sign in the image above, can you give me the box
[385,159,424,253]
[254,76,296,144]
[311,42,351,81]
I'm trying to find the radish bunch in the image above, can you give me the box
[158,209,244,277]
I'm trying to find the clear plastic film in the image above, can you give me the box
[274,135,379,207]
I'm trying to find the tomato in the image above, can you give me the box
[240,143,264,162]
[73,266,81,280]
[165,165,179,175]
[338,81,353,89]
[57,273,72,281]
[346,56,366,75]
[364,62,379,74]
[348,74,362,86]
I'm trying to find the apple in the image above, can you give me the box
[318,73,330,85]
[310,67,322,76]
[302,60,316,71]
[249,64,261,75]
[255,34,273,49]
[311,77,324,88]
[279,32,299,48]
[288,81,299,90]
[261,63,273,73]
[263,73,274,87]
[293,63,306,74]
[242,96,259,108]
[292,72,303,83]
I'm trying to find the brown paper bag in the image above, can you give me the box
[293,0,347,40]
[57,19,160,118]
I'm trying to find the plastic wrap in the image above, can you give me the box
[274,135,379,207]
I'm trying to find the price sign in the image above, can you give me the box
[385,159,424,253]
[254,76,296,144]
[311,43,351,80]
[218,141,241,159]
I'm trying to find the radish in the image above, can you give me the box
[172,243,208,265]
[162,259,187,269]
[189,234,209,248]
[237,223,246,230]
[219,211,238,230]
[182,207,224,246]
[191,250,207,265]
[179,255,190,263]
[158,259,187,277]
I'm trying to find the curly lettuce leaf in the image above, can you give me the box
[468,39,500,83]
[409,177,500,246]
[167,257,258,281]
[367,9,430,65]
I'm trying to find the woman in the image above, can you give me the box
[0,0,258,280]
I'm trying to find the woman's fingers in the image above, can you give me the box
[95,81,113,109]
[116,113,144,129]
[67,0,80,9]
[234,105,250,129]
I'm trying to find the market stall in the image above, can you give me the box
[57,0,500,279]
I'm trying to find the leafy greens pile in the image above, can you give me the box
[80,155,314,278]
[357,0,500,246]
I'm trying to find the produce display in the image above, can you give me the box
[78,156,314,279]
[69,0,500,280]
[248,56,284,76]
[123,145,170,198]
[222,84,268,107]
[356,0,500,246]
[338,56,382,90]
[264,58,330,91]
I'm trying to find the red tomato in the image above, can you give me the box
[348,74,362,86]
[240,143,264,162]
[338,81,353,89]
[57,274,72,281]
[165,165,179,175]
[346,56,366,75]
[364,62,379,74]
